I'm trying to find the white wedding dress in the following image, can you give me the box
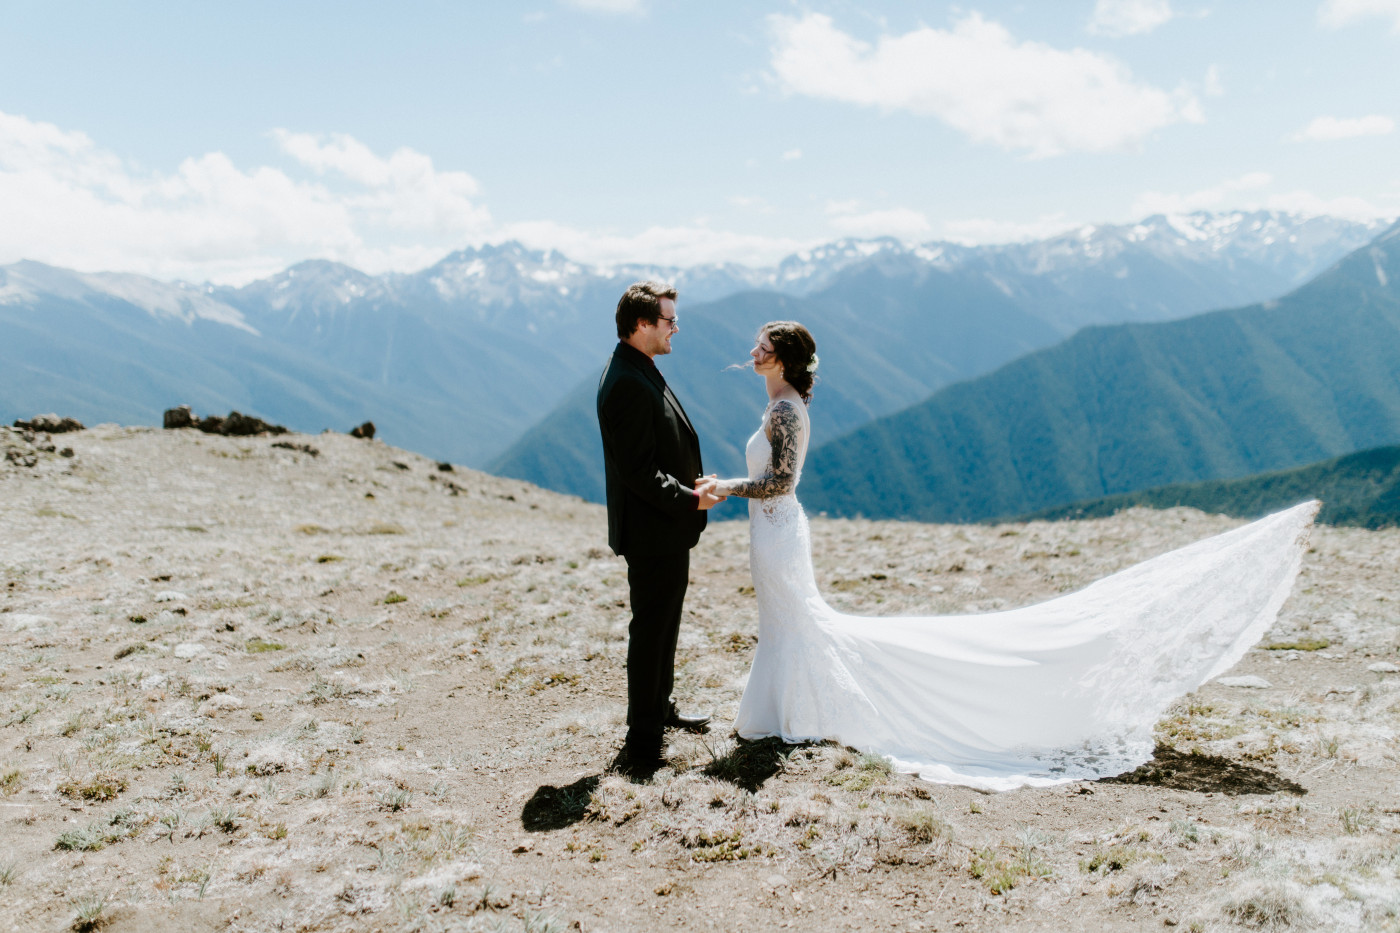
[731,400,1319,791]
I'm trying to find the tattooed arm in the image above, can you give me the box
[715,401,802,499]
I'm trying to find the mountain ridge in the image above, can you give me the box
[797,218,1400,523]
[1022,444,1400,529]
[2,211,1387,471]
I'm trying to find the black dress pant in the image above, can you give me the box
[624,548,689,742]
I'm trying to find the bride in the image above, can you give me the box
[704,321,1318,791]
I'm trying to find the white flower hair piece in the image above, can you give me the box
[806,353,820,374]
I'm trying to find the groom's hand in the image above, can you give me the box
[696,488,726,510]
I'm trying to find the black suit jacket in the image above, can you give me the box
[597,342,706,557]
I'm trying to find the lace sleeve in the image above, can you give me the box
[720,401,801,499]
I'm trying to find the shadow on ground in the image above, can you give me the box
[521,775,601,831]
[703,737,810,792]
[1102,745,1306,795]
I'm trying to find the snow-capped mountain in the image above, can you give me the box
[220,260,385,320]
[199,210,1388,330]
[2,260,257,334]
[978,211,1386,277]
[1,211,1391,472]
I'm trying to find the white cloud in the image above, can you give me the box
[1319,0,1400,31]
[1088,0,1175,37]
[1293,114,1395,141]
[272,130,490,237]
[1203,64,1225,97]
[941,214,1079,245]
[768,12,1201,158]
[1132,172,1274,215]
[500,219,808,268]
[781,148,803,160]
[559,0,644,14]
[727,195,775,214]
[1132,171,1396,222]
[0,112,494,283]
[0,108,816,281]
[825,202,932,239]
[0,111,387,284]
[1261,189,1396,222]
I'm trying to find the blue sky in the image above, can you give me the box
[2,0,1397,282]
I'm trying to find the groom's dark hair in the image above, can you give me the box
[616,281,678,338]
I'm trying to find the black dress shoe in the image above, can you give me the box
[612,740,665,778]
[662,701,711,733]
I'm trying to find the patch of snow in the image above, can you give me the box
[1166,214,1211,242]
[84,272,260,334]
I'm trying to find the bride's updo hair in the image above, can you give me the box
[762,321,818,403]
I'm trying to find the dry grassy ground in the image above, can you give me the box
[1,424,1397,933]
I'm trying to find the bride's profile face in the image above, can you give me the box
[751,332,781,376]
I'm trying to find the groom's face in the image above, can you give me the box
[638,297,678,357]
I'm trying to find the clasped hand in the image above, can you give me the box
[694,474,727,510]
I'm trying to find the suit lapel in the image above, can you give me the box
[663,384,698,440]
[616,344,698,441]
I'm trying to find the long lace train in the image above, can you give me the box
[731,406,1318,790]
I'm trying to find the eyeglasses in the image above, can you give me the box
[657,315,679,332]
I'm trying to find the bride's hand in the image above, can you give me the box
[696,474,727,498]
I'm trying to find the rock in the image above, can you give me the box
[154,591,187,602]
[1217,675,1272,689]
[349,421,376,440]
[163,405,196,429]
[4,450,38,468]
[246,742,302,775]
[200,694,243,715]
[512,839,535,854]
[6,614,54,632]
[271,441,319,456]
[436,461,454,472]
[173,642,207,659]
[220,411,288,437]
[165,406,288,436]
[13,414,84,433]
[1367,662,1400,673]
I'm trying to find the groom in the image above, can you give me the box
[597,281,725,773]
